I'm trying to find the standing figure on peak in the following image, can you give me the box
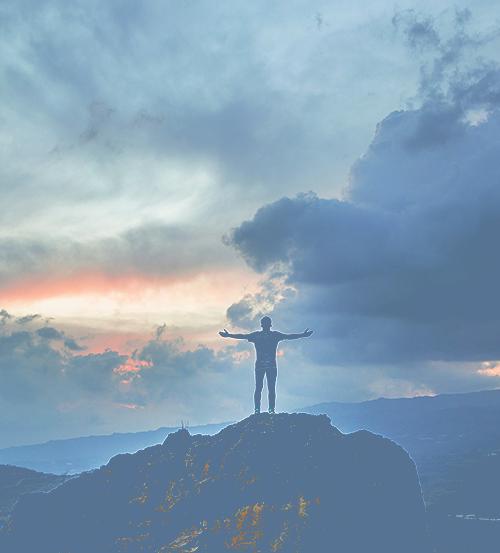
[219,316,313,414]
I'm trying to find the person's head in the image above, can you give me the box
[260,316,272,330]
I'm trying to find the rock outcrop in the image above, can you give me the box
[1,413,428,552]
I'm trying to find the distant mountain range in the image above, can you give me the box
[0,413,428,553]
[0,422,230,474]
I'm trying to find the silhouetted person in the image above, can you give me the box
[219,316,313,414]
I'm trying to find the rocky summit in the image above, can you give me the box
[1,413,428,552]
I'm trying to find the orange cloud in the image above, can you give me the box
[0,272,183,303]
[0,266,262,365]
[113,402,144,410]
[114,358,152,375]
[84,332,150,355]
[478,361,500,377]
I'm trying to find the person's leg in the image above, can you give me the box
[266,367,277,412]
[254,369,265,413]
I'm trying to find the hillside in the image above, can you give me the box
[301,389,500,503]
[301,390,500,552]
[0,413,428,553]
[0,465,67,527]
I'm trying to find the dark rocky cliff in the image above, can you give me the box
[1,413,428,552]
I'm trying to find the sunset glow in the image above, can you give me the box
[0,267,262,352]
[3,1,500,450]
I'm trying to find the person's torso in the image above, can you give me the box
[251,331,280,368]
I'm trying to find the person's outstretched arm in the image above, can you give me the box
[279,328,313,340]
[219,328,251,339]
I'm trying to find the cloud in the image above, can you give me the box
[0,316,126,446]
[392,10,441,51]
[3,0,460,247]
[226,20,500,378]
[392,7,500,106]
[36,326,85,351]
[64,337,86,351]
[2,1,499,330]
[226,273,296,330]
[3,5,500,444]
[36,326,64,340]
[0,1,326,220]
[0,309,11,325]
[129,337,235,402]
[0,315,249,447]
[15,314,41,325]
[0,223,234,295]
[155,323,167,341]
[67,351,127,393]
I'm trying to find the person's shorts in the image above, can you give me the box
[255,362,277,374]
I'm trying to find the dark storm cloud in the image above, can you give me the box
[226,53,500,366]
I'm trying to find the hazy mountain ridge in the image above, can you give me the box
[0,413,428,553]
[0,422,229,474]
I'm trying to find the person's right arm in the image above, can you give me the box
[219,329,251,339]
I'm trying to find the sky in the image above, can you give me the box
[2,0,500,447]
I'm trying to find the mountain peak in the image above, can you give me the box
[2,412,428,552]
[162,426,192,446]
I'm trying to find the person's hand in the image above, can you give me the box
[219,329,230,337]
[303,328,313,337]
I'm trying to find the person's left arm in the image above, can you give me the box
[277,328,313,340]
